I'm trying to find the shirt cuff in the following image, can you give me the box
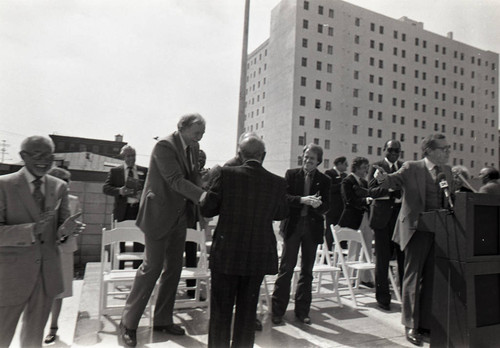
[199,191,207,203]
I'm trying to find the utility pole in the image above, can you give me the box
[236,0,250,152]
[0,140,10,163]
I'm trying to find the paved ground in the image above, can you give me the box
[11,262,429,347]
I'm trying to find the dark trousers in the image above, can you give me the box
[208,271,264,348]
[118,203,144,269]
[272,218,318,317]
[401,230,435,330]
[185,241,197,294]
[374,205,404,306]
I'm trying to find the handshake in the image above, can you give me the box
[300,194,323,209]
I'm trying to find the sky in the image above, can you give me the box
[0,0,499,167]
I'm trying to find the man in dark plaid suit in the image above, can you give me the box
[201,136,288,348]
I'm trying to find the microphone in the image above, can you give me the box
[437,173,454,209]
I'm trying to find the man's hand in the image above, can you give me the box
[373,165,388,183]
[119,186,135,196]
[300,195,322,208]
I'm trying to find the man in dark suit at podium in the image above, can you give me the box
[368,140,405,311]
[374,134,455,346]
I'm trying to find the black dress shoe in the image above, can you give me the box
[405,327,423,346]
[360,281,375,288]
[255,318,263,331]
[119,322,137,347]
[296,314,312,325]
[271,315,283,325]
[419,328,431,338]
[153,324,185,336]
[377,302,391,311]
[44,333,56,344]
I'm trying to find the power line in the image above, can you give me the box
[0,140,10,163]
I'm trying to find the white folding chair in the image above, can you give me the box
[98,227,153,325]
[172,228,211,309]
[111,220,144,269]
[331,225,375,307]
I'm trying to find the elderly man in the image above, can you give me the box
[478,166,500,194]
[119,113,207,347]
[201,136,288,348]
[272,143,330,325]
[374,134,455,346]
[0,135,81,347]
[103,145,148,268]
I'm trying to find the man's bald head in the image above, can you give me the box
[239,136,266,163]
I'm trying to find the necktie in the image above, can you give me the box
[128,167,134,178]
[434,165,442,181]
[301,172,311,216]
[33,178,45,212]
[390,164,396,173]
[434,166,445,208]
[186,146,192,172]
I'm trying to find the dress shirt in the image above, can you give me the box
[424,157,439,181]
[125,165,140,204]
[22,166,46,195]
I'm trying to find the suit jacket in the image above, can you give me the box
[136,131,204,239]
[338,173,369,230]
[281,168,330,244]
[479,180,500,195]
[367,159,404,229]
[103,164,148,222]
[200,161,288,276]
[0,168,70,306]
[380,159,454,250]
[324,168,346,224]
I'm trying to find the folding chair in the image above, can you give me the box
[111,220,144,269]
[172,228,211,309]
[331,224,375,307]
[98,226,153,325]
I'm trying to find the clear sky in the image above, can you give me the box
[0,0,498,167]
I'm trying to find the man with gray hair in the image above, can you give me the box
[0,135,82,347]
[201,136,288,347]
[119,113,207,347]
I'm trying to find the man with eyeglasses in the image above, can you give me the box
[367,140,405,312]
[374,134,455,346]
[0,135,83,347]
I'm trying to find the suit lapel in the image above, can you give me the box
[416,160,427,205]
[296,169,305,195]
[14,171,40,221]
[44,176,60,212]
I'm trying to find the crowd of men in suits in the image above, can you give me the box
[1,114,499,348]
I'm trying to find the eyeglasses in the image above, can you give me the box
[21,151,54,161]
[434,146,451,152]
[387,148,401,154]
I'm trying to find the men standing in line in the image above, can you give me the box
[201,136,288,348]
[374,134,454,346]
[367,140,405,311]
[272,144,330,325]
[324,156,348,250]
[119,113,207,347]
[103,145,148,268]
[478,166,500,194]
[0,136,82,347]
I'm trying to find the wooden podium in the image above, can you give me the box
[423,193,500,347]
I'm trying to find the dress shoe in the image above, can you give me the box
[153,324,185,336]
[376,302,391,311]
[296,314,312,325]
[119,322,137,347]
[44,333,56,344]
[360,281,375,288]
[419,328,431,339]
[271,315,283,325]
[255,318,263,331]
[405,327,423,346]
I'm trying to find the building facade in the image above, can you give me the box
[242,0,499,176]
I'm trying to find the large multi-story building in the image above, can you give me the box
[242,0,498,176]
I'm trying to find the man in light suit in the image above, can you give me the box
[0,136,79,347]
[374,134,455,346]
[103,145,148,268]
[201,136,288,348]
[272,144,330,326]
[368,140,405,311]
[119,113,207,347]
